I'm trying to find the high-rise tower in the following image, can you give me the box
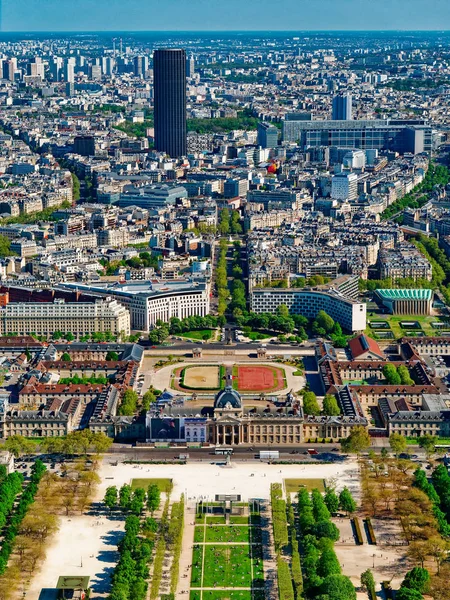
[332,93,352,121]
[153,49,187,158]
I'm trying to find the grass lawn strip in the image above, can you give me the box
[130,478,173,493]
[284,478,325,493]
[179,329,214,340]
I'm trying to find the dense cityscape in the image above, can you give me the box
[0,26,450,600]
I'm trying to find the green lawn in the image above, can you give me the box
[194,525,251,543]
[229,516,249,525]
[284,478,325,493]
[205,525,251,543]
[247,331,272,341]
[405,436,450,445]
[202,545,253,588]
[130,478,173,493]
[179,329,214,340]
[190,545,203,587]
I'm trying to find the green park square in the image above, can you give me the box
[202,545,253,588]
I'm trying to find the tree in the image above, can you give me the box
[320,574,356,600]
[142,390,156,411]
[395,589,424,600]
[339,487,357,515]
[147,484,160,515]
[360,569,375,593]
[383,363,401,385]
[401,567,430,594]
[118,389,139,416]
[119,484,132,510]
[65,332,75,342]
[317,548,341,577]
[341,426,371,455]
[303,391,320,416]
[276,304,290,318]
[104,486,118,510]
[389,432,408,457]
[314,310,335,334]
[419,435,438,458]
[323,394,341,416]
[324,489,340,515]
[315,521,340,541]
[106,351,119,361]
[398,365,414,386]
[4,435,35,458]
[0,235,14,258]
[61,352,71,362]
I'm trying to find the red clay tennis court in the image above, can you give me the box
[236,366,285,392]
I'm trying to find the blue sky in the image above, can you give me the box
[3,0,450,32]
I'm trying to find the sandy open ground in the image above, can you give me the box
[182,365,220,388]
[29,459,359,599]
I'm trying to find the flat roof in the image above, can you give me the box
[56,576,90,590]
[60,279,206,298]
[376,288,433,301]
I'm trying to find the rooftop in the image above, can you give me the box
[376,288,433,301]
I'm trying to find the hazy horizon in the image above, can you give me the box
[3,0,450,33]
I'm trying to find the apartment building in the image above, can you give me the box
[0,298,131,338]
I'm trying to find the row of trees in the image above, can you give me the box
[216,238,229,316]
[104,483,161,517]
[382,163,450,220]
[0,472,23,530]
[218,208,242,236]
[3,431,112,458]
[168,314,222,334]
[0,460,46,575]
[297,487,356,599]
[108,515,154,600]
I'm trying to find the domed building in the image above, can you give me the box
[214,386,242,410]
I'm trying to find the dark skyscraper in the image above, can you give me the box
[332,93,352,121]
[153,48,187,158]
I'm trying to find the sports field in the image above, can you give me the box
[235,365,285,392]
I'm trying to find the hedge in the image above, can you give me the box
[271,484,289,552]
[352,517,364,545]
[365,518,377,545]
[169,496,185,595]
[277,556,295,600]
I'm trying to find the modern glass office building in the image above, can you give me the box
[283,118,432,154]
[153,49,187,158]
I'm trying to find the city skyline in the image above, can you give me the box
[3,0,450,32]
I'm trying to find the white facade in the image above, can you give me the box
[331,172,358,201]
[60,280,211,332]
[0,298,131,337]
